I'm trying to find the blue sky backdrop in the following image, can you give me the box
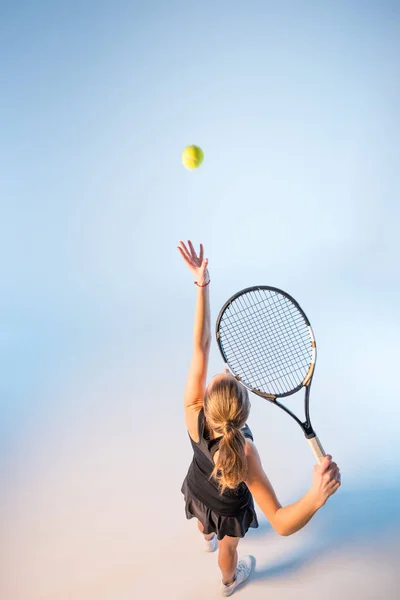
[1,0,399,447]
[0,4,400,596]
[0,0,400,600]
[1,0,399,446]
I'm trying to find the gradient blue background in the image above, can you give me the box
[1,2,399,599]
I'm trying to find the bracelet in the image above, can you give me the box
[194,279,211,288]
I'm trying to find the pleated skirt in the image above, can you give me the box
[181,477,259,540]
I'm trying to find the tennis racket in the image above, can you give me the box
[216,286,325,463]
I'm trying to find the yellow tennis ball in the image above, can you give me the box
[182,145,204,170]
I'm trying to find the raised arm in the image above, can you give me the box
[245,440,341,536]
[178,241,211,427]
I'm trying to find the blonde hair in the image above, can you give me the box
[204,377,250,493]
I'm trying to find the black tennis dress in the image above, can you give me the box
[181,408,259,540]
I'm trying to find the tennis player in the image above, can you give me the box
[178,240,341,597]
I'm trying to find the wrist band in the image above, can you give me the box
[194,279,211,288]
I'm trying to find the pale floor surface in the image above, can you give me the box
[2,397,400,600]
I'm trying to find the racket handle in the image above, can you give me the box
[307,435,326,463]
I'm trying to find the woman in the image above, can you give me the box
[178,240,341,597]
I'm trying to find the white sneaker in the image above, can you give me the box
[220,555,253,597]
[204,533,218,552]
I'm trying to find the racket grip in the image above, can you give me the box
[307,435,326,463]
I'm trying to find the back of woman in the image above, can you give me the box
[178,240,341,598]
[182,407,258,528]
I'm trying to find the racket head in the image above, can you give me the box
[216,286,316,400]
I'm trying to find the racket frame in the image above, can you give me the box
[216,285,325,461]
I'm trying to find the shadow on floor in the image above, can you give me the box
[249,481,400,582]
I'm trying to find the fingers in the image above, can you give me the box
[328,480,341,497]
[178,240,206,269]
[330,466,339,479]
[188,240,197,259]
[333,466,341,484]
[319,454,332,473]
[312,453,341,505]
[177,245,193,267]
[178,240,191,260]
[326,461,341,489]
[178,241,197,267]
[201,257,209,272]
[316,455,341,482]
[177,244,187,258]
[327,461,340,478]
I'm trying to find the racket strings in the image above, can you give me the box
[251,295,311,375]
[237,292,312,377]
[228,348,308,394]
[221,327,310,394]
[219,290,313,395]
[224,328,310,395]
[230,293,309,363]
[223,312,309,385]
[228,293,308,353]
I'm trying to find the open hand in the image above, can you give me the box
[178,240,210,286]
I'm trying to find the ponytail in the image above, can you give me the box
[204,377,250,494]
[211,425,247,493]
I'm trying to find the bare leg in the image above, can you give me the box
[217,536,240,585]
[197,519,215,541]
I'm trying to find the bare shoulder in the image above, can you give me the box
[185,406,202,443]
[244,439,263,481]
[245,438,259,457]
